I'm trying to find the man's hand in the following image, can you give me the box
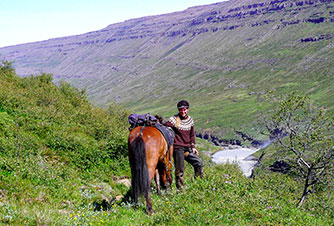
[192,148,198,155]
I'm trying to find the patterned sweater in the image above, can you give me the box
[165,114,195,149]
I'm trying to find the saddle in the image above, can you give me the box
[128,113,175,149]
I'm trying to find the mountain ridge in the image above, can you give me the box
[1,0,334,139]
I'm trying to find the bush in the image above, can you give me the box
[264,92,334,207]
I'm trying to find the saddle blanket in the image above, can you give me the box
[155,123,175,149]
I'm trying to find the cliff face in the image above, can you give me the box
[1,0,334,136]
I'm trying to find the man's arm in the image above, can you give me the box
[190,125,198,155]
[165,121,174,128]
[165,115,179,128]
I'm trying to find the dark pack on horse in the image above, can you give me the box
[128,113,174,214]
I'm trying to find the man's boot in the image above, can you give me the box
[185,152,204,179]
[175,173,184,189]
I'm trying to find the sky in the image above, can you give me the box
[0,0,226,48]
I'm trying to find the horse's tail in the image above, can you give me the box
[129,135,150,203]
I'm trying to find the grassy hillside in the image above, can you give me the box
[2,0,334,140]
[0,61,131,224]
[124,18,334,139]
[1,61,333,225]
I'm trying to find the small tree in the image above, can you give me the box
[265,92,334,207]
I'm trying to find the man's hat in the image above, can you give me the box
[177,100,190,109]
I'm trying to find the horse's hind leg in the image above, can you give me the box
[145,191,154,214]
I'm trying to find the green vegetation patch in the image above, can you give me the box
[0,61,332,225]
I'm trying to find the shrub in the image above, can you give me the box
[264,92,334,207]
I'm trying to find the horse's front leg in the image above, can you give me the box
[164,167,173,189]
[145,169,154,214]
[158,164,173,190]
[154,169,161,194]
[166,167,173,188]
[165,147,173,189]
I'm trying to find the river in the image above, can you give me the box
[211,147,259,177]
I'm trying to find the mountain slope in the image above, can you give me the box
[1,0,334,139]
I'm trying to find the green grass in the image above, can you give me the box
[1,62,333,225]
[2,145,333,226]
[0,62,130,224]
[3,160,332,225]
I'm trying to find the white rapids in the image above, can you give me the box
[211,147,259,177]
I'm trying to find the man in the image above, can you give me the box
[165,100,203,189]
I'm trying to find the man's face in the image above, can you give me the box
[178,107,189,117]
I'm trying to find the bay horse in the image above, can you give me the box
[128,126,173,214]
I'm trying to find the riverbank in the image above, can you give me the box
[211,146,259,177]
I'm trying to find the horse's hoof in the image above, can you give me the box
[147,207,154,215]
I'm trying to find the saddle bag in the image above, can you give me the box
[128,113,157,130]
